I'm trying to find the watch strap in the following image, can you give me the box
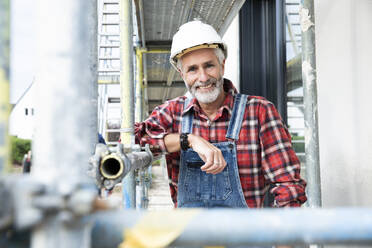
[180,133,189,151]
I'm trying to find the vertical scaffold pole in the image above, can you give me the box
[300,0,322,208]
[138,0,149,119]
[32,0,97,247]
[135,48,149,208]
[120,0,136,209]
[0,0,11,174]
[135,48,143,123]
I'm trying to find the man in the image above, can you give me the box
[22,150,32,173]
[135,20,306,208]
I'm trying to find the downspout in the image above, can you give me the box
[120,0,136,209]
[0,0,11,174]
[300,0,322,208]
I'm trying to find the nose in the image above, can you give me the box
[198,68,209,82]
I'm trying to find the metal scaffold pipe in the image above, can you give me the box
[33,0,98,179]
[91,208,372,247]
[0,0,11,174]
[100,151,152,179]
[120,0,136,208]
[138,0,149,118]
[32,0,98,247]
[300,0,322,207]
[126,151,153,171]
[119,0,134,145]
[135,48,143,122]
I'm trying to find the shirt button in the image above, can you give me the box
[207,120,211,126]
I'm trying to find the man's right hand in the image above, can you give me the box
[164,133,226,174]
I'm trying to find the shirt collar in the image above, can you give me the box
[181,78,238,116]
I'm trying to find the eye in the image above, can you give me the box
[187,66,196,72]
[205,63,214,68]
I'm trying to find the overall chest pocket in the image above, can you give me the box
[183,151,232,201]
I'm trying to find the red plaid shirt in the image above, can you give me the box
[135,79,307,208]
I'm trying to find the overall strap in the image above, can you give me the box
[226,93,248,140]
[181,97,194,134]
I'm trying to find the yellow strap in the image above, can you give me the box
[175,44,220,59]
[119,209,200,248]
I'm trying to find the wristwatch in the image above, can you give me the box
[180,133,190,151]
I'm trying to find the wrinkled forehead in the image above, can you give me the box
[179,48,219,67]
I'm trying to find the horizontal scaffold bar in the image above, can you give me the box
[90,208,372,248]
[136,48,170,54]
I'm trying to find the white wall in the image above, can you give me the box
[9,84,35,140]
[223,15,240,91]
[315,0,372,207]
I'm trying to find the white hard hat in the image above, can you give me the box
[170,20,228,70]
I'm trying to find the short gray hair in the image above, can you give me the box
[176,47,225,71]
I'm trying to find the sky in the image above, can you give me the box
[10,0,36,104]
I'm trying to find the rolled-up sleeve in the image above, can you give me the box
[259,101,307,207]
[134,102,174,155]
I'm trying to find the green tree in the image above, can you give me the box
[10,136,31,165]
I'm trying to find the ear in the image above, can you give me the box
[178,68,184,79]
[221,59,226,75]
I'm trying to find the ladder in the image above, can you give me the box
[285,0,306,167]
[98,87,121,145]
[97,0,121,144]
[286,0,302,56]
[98,0,120,84]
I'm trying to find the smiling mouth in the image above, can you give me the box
[196,82,215,90]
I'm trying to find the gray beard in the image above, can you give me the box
[187,77,224,104]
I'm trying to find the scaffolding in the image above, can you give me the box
[1,0,371,247]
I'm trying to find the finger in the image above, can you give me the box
[206,165,220,174]
[216,160,227,174]
[201,160,214,171]
[199,154,207,163]
[207,149,223,172]
[204,162,220,173]
[206,161,226,174]
[202,148,220,172]
[212,148,220,170]
[200,152,214,170]
[202,147,221,173]
[208,153,227,174]
[208,159,226,174]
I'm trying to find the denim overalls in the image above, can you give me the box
[178,94,249,208]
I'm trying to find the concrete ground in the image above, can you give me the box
[147,162,174,210]
[107,158,174,210]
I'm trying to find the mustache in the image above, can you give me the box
[192,78,218,89]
